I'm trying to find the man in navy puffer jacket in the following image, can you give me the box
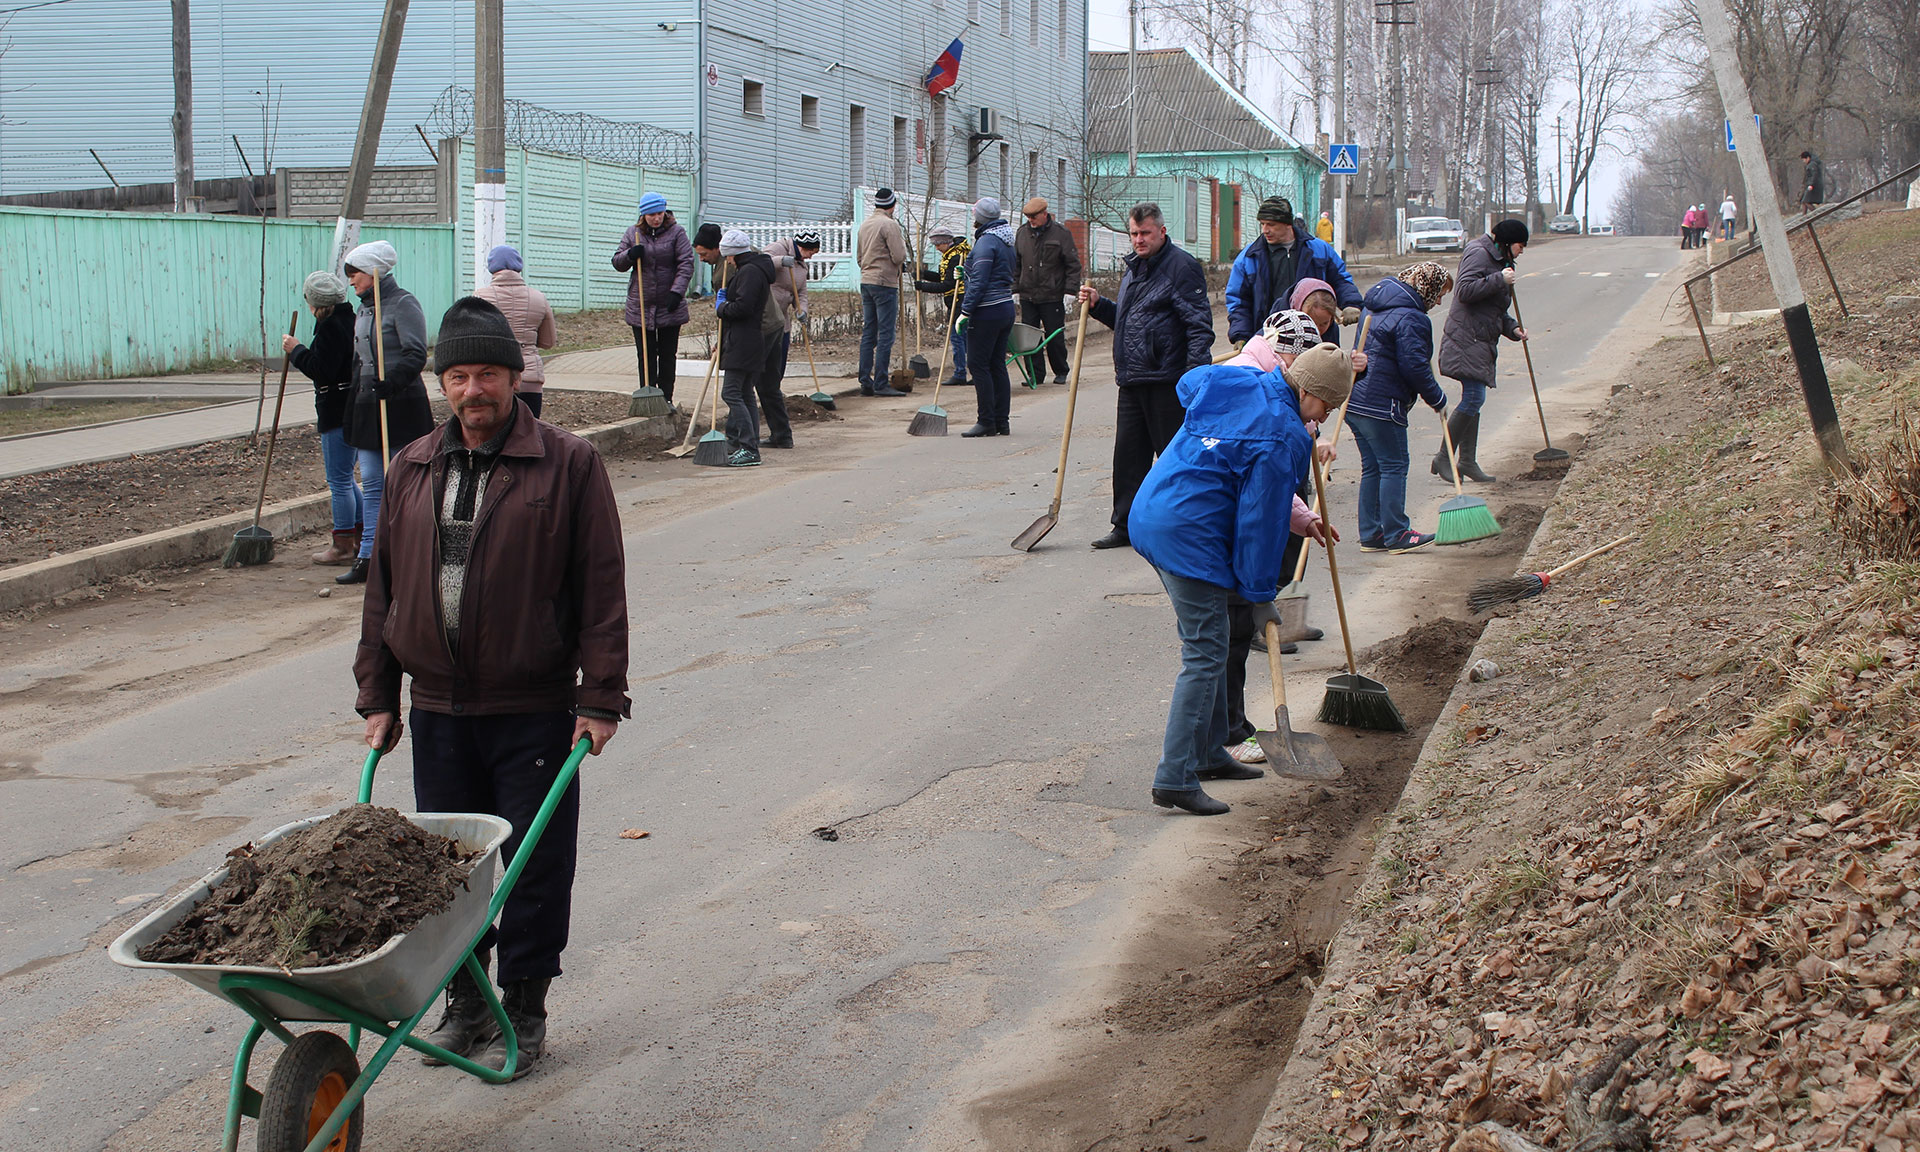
[1224,197,1362,345]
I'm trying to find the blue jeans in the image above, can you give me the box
[320,427,362,532]
[1347,414,1410,545]
[859,284,898,387]
[1454,379,1488,415]
[354,446,387,559]
[1153,568,1234,793]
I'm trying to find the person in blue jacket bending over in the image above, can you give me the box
[1127,341,1355,816]
[1224,196,1363,346]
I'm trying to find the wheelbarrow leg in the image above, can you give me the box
[222,1021,268,1152]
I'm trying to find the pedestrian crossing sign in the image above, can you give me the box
[1328,145,1359,175]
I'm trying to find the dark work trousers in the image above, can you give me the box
[517,391,544,419]
[1020,296,1069,381]
[409,708,580,985]
[757,338,793,445]
[1112,382,1186,531]
[722,368,763,453]
[632,323,681,403]
[1224,532,1304,744]
[967,300,1017,429]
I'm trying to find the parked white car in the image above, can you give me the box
[1589,224,1616,236]
[1405,216,1466,253]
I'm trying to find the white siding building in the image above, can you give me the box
[0,0,1087,223]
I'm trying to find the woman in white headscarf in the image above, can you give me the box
[338,240,433,585]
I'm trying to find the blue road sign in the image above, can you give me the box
[1725,114,1762,151]
[1328,144,1360,175]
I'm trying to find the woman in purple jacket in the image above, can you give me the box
[611,192,695,403]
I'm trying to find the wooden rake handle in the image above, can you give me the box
[250,310,300,528]
[372,273,391,463]
[1542,534,1634,580]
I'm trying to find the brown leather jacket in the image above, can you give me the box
[354,403,632,719]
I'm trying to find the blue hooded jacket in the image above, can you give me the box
[1128,362,1315,602]
[1346,277,1448,426]
[962,220,1016,313]
[1224,235,1362,343]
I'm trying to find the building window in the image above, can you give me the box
[893,116,910,189]
[1026,151,1039,201]
[1029,0,1040,45]
[1058,0,1071,55]
[1057,158,1069,210]
[999,142,1011,201]
[800,94,819,130]
[850,105,867,186]
[999,0,1010,36]
[1185,178,1199,243]
[968,0,979,20]
[742,79,764,117]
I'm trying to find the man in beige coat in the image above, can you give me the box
[856,187,908,396]
[474,245,558,417]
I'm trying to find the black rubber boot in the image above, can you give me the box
[1454,411,1496,482]
[335,557,370,585]
[478,977,550,1081]
[420,953,492,1065]
[1432,411,1460,482]
[960,422,996,437]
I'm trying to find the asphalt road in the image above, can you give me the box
[0,234,1681,1151]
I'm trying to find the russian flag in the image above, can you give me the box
[924,38,963,96]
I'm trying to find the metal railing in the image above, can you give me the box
[1680,158,1920,367]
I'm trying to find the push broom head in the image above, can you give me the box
[906,404,948,436]
[690,429,731,466]
[1317,672,1409,732]
[629,386,672,418]
[221,524,275,568]
[1467,571,1550,614]
[1436,494,1501,545]
[808,389,837,411]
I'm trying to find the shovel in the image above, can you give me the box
[1256,620,1343,780]
[1011,301,1091,551]
[909,298,963,436]
[1509,286,1567,464]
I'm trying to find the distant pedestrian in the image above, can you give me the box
[700,228,785,466]
[1013,196,1083,386]
[1348,261,1453,555]
[761,230,821,447]
[959,197,1018,438]
[1435,219,1527,484]
[914,225,971,388]
[856,187,909,396]
[474,245,557,418]
[1225,196,1362,347]
[338,240,433,586]
[1719,193,1738,241]
[1125,341,1352,816]
[1314,211,1334,243]
[284,270,360,566]
[611,192,695,405]
[356,294,629,1082]
[1077,202,1215,550]
[1800,151,1825,208]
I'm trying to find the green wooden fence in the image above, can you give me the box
[0,207,455,394]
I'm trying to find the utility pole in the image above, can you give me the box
[171,0,193,212]
[1376,0,1413,254]
[1127,0,1139,177]
[474,0,506,291]
[1553,115,1563,211]
[333,0,412,274]
[1333,0,1347,255]
[1696,0,1847,475]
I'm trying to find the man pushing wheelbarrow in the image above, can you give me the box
[356,295,632,1080]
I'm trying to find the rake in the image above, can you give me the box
[223,309,300,568]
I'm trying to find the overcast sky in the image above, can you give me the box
[1082,0,1628,225]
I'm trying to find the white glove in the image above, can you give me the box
[778,255,798,268]
[1501,267,1517,284]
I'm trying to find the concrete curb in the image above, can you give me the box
[0,411,682,615]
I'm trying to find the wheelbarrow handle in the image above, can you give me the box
[356,746,381,805]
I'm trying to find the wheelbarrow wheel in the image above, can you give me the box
[258,1031,363,1152]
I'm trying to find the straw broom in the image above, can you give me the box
[1467,535,1633,613]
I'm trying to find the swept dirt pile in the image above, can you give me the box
[137,805,475,969]
[1256,210,1920,1150]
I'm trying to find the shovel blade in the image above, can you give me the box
[1011,512,1057,552]
[1277,594,1309,642]
[1255,706,1343,780]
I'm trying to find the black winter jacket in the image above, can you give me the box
[714,251,779,373]
[1087,240,1214,389]
[288,302,356,433]
[1436,234,1521,384]
[344,275,434,454]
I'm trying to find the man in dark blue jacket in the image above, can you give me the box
[1224,197,1362,345]
[1077,203,1216,550]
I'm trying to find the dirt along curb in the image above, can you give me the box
[0,410,683,615]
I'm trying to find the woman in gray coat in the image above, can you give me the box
[338,239,433,585]
[1434,218,1528,482]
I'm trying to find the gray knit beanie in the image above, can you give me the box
[302,271,348,309]
[973,197,1001,224]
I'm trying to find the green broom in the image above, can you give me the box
[692,263,732,466]
[1310,451,1407,731]
[1434,407,1500,544]
[223,309,300,568]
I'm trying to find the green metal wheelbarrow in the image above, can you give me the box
[109,737,592,1152]
[1006,322,1064,389]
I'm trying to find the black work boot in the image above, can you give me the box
[960,421,996,437]
[478,978,550,1081]
[420,954,493,1065]
[1454,411,1496,482]
[1431,411,1461,482]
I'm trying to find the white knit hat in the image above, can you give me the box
[718,229,753,257]
[342,240,397,277]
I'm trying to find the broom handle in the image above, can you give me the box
[1509,285,1553,451]
[928,278,961,410]
[707,261,728,433]
[372,274,391,464]
[1289,314,1367,584]
[1543,534,1634,579]
[675,358,718,450]
[1311,451,1360,676]
[250,309,300,529]
[1265,621,1289,709]
[1438,399,1464,496]
[1046,302,1092,518]
[635,252,651,392]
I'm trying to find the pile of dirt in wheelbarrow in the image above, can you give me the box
[137,804,477,969]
